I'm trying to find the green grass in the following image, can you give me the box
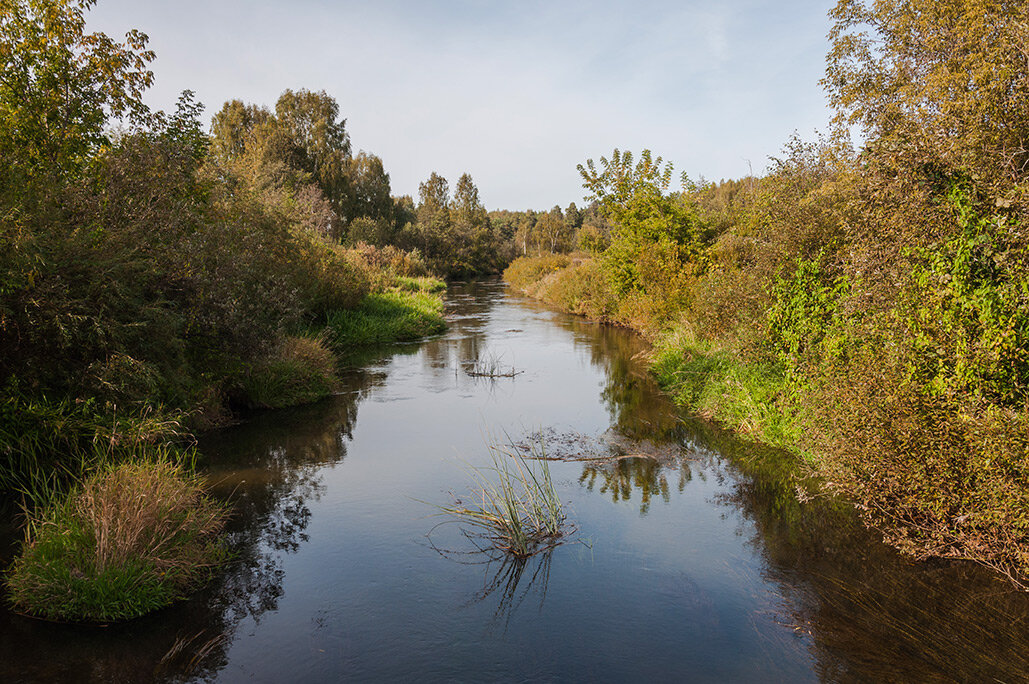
[326,290,446,350]
[5,457,230,623]
[239,334,339,409]
[435,435,566,558]
[650,329,803,453]
[393,276,446,293]
[0,393,187,502]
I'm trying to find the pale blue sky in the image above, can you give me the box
[86,0,837,209]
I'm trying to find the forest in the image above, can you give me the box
[1,0,1028,625]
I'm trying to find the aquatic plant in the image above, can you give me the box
[464,352,523,379]
[6,457,230,622]
[436,436,566,558]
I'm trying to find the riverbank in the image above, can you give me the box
[504,253,1029,589]
[504,254,799,449]
[0,272,446,622]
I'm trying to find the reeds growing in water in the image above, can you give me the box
[436,435,566,559]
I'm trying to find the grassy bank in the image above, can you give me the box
[505,243,1029,588]
[7,458,229,622]
[326,287,446,351]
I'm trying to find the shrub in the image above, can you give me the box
[240,334,338,409]
[503,254,572,292]
[6,458,230,622]
[766,255,851,372]
[292,234,370,317]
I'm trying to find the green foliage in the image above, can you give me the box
[651,331,801,451]
[0,0,154,184]
[399,171,511,277]
[579,149,705,296]
[325,289,445,350]
[577,224,610,254]
[767,256,850,370]
[504,255,618,321]
[393,275,446,293]
[904,182,1029,404]
[6,458,230,622]
[825,0,1029,187]
[502,253,572,291]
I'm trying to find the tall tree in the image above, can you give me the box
[0,0,155,184]
[452,172,495,271]
[275,89,352,218]
[346,151,394,229]
[416,172,452,262]
[565,201,582,230]
[209,99,273,164]
[824,0,1029,188]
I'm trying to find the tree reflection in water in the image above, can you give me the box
[579,457,690,515]
[700,422,1029,683]
[574,403,1029,683]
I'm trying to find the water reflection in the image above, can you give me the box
[591,410,1029,682]
[578,456,689,515]
[472,550,554,634]
[0,368,381,682]
[554,314,686,444]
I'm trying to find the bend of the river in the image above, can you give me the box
[3,280,1029,683]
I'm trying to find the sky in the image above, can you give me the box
[85,0,838,210]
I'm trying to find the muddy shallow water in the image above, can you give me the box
[3,280,1029,682]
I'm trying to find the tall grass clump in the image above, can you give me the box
[0,393,188,501]
[6,457,230,622]
[437,437,566,558]
[239,334,339,409]
[326,290,445,350]
[465,352,523,379]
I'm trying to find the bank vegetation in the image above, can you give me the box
[506,0,1029,587]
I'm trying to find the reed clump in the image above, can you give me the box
[6,457,230,622]
[439,437,566,558]
[464,352,523,378]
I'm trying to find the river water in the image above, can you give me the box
[3,280,1029,682]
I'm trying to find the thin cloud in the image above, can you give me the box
[85,0,835,209]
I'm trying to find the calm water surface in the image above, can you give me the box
[3,280,1029,682]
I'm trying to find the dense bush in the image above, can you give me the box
[239,335,339,409]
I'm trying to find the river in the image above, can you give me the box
[3,280,1029,682]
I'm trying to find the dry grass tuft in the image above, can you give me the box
[6,457,231,622]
